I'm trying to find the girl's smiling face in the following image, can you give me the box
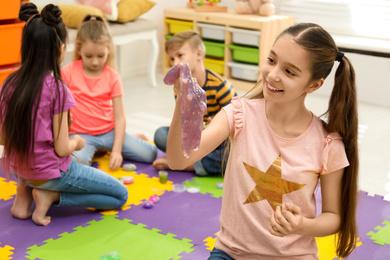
[261,36,323,105]
[78,41,110,77]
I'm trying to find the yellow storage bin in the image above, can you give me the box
[165,19,193,34]
[204,58,224,75]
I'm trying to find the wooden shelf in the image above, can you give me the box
[162,7,295,91]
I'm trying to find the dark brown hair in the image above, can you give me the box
[0,3,68,178]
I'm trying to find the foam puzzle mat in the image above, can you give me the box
[1,151,390,259]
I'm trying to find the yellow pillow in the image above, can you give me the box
[39,5,105,29]
[116,0,156,23]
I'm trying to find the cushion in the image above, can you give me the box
[116,0,156,23]
[48,5,105,29]
[76,0,120,21]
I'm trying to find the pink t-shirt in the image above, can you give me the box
[216,97,349,259]
[61,60,123,135]
[5,74,76,180]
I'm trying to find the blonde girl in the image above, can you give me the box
[62,15,157,170]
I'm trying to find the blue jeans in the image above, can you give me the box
[208,248,235,260]
[70,130,157,165]
[15,161,128,209]
[154,126,229,176]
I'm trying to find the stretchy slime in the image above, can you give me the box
[164,62,207,157]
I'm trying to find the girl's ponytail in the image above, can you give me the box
[326,55,359,257]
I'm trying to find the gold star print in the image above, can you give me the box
[243,156,306,211]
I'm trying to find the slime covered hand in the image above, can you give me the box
[164,62,207,158]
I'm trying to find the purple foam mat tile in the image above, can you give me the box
[356,191,390,235]
[0,199,103,259]
[116,190,222,245]
[342,191,390,259]
[348,243,390,260]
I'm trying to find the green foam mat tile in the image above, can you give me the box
[26,215,194,260]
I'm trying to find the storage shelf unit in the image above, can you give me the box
[163,7,294,91]
[0,0,23,87]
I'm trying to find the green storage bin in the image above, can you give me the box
[228,44,259,64]
[165,19,193,34]
[204,58,224,75]
[204,40,225,58]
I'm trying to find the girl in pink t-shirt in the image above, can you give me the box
[62,15,157,170]
[0,4,128,226]
[166,23,359,259]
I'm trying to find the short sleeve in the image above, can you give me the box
[53,81,76,115]
[109,69,123,98]
[223,96,244,138]
[321,132,350,175]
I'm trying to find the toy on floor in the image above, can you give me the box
[234,0,275,16]
[159,170,168,184]
[99,251,121,260]
[143,200,154,209]
[163,62,207,158]
[122,176,134,185]
[172,183,187,193]
[122,163,136,171]
[149,195,160,204]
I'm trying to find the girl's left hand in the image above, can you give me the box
[109,151,123,170]
[269,203,304,237]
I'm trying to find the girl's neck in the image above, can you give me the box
[265,100,313,139]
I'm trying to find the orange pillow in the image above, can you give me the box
[116,0,156,23]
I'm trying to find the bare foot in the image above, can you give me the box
[32,189,60,226]
[133,133,149,141]
[153,157,170,171]
[11,183,33,220]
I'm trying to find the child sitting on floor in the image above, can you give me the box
[153,31,237,176]
[62,15,157,170]
[0,3,128,226]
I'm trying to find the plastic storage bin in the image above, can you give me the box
[197,23,225,41]
[0,1,20,20]
[204,58,224,75]
[228,44,259,64]
[204,40,225,58]
[228,27,261,47]
[165,19,193,34]
[0,65,18,87]
[0,21,24,66]
[227,62,259,82]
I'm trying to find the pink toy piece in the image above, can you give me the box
[164,62,207,157]
[122,176,134,185]
[149,195,160,203]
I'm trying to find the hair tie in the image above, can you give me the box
[90,16,97,21]
[26,13,39,24]
[335,51,344,62]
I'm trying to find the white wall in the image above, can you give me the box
[119,0,236,77]
[121,0,389,108]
